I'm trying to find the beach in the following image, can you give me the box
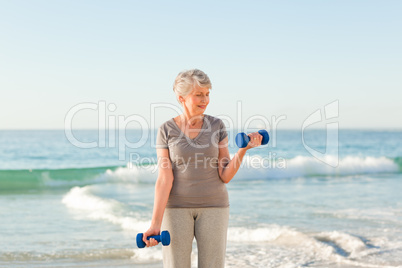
[1,129,401,267]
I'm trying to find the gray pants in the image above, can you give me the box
[161,207,230,268]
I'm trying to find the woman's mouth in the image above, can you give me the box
[198,105,206,109]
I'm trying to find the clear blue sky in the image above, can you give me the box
[1,0,401,130]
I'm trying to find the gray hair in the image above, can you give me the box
[173,69,212,105]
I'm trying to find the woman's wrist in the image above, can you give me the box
[238,148,248,155]
[151,219,162,229]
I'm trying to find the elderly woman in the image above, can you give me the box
[143,69,262,268]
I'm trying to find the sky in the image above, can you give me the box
[1,0,401,130]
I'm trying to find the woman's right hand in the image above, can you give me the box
[142,226,161,247]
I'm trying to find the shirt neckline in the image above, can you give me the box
[171,114,207,141]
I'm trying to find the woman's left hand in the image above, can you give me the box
[244,132,263,150]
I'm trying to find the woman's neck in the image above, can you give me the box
[180,113,204,127]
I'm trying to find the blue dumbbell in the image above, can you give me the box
[235,130,270,148]
[136,230,171,248]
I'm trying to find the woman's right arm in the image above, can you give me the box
[142,148,174,247]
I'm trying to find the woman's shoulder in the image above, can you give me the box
[158,118,176,131]
[204,114,221,122]
[204,114,225,128]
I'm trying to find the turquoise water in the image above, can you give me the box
[0,129,401,267]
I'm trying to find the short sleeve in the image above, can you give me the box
[156,125,169,149]
[218,119,228,142]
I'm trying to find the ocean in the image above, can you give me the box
[0,129,401,268]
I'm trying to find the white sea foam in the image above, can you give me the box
[61,186,400,268]
[228,225,335,260]
[315,231,368,258]
[103,163,158,183]
[0,248,138,262]
[44,155,399,188]
[226,225,398,268]
[228,225,295,242]
[234,155,399,180]
[130,247,163,263]
[61,185,164,263]
[109,155,398,183]
[62,186,150,233]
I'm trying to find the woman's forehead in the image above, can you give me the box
[193,85,210,93]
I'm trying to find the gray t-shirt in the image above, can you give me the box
[156,114,229,208]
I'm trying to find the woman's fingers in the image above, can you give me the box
[143,232,150,247]
[143,227,162,247]
[144,237,158,247]
[248,132,262,147]
[152,238,158,246]
[144,238,150,247]
[148,238,158,247]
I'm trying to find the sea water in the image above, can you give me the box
[0,129,401,268]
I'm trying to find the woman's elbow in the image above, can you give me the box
[219,173,231,184]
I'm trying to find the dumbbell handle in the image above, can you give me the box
[136,230,171,248]
[146,234,161,242]
[236,130,269,148]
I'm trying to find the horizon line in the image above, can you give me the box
[1,127,402,131]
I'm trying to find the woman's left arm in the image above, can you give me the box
[218,132,263,183]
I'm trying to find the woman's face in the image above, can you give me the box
[182,85,210,116]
